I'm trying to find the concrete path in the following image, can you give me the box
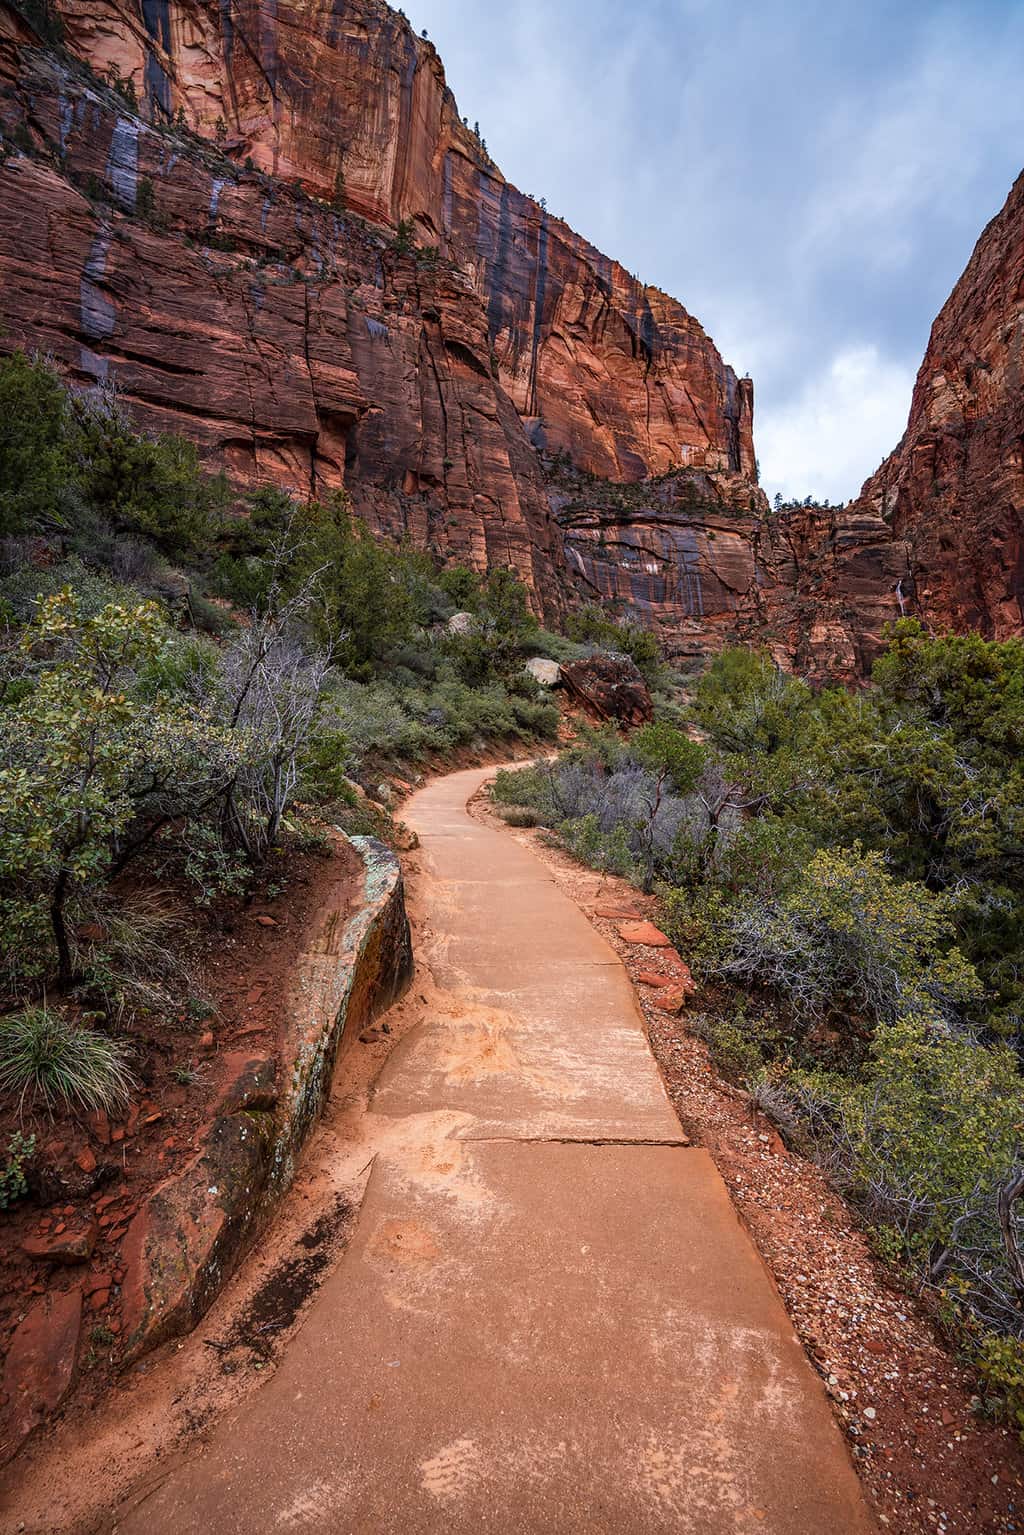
[117,764,875,1534]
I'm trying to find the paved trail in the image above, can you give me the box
[118,765,874,1534]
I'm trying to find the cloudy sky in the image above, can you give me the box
[409,0,1024,504]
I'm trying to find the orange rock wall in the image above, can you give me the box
[49,0,757,483]
[4,0,1018,672]
[855,171,1024,639]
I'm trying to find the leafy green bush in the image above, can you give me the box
[658,884,735,975]
[779,1022,1024,1337]
[721,847,983,1038]
[688,1008,783,1084]
[632,719,706,793]
[0,587,240,987]
[0,1005,135,1113]
[560,814,636,878]
[491,764,562,823]
[0,1130,36,1209]
[976,1335,1024,1438]
[0,351,78,535]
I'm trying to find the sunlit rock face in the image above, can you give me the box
[854,171,1024,642]
[3,0,1015,674]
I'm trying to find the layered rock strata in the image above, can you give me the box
[855,171,1024,640]
[3,0,1018,670]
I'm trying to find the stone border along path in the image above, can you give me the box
[112,764,876,1534]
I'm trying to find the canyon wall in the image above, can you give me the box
[855,171,1024,640]
[6,0,1017,674]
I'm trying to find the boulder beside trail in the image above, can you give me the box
[560,653,653,726]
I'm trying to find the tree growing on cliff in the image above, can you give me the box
[0,351,78,536]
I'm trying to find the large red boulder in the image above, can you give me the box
[561,654,654,727]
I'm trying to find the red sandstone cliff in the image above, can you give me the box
[1,0,754,489]
[3,0,988,676]
[855,171,1024,640]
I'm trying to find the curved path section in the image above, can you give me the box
[117,765,874,1534]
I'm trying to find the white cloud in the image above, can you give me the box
[757,346,916,506]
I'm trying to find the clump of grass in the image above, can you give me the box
[74,888,190,1023]
[172,1059,206,1087]
[0,1005,135,1114]
[495,804,542,828]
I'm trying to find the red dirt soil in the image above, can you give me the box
[0,838,360,1431]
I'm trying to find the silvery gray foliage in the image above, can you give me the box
[548,753,747,882]
[214,619,331,859]
[190,571,334,860]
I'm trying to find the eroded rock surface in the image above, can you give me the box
[561,653,654,727]
[855,170,1024,640]
[1,0,1020,670]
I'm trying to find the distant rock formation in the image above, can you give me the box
[855,170,1024,642]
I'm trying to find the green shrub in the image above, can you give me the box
[0,1130,36,1208]
[692,646,813,756]
[0,1006,135,1113]
[975,1334,1024,1438]
[0,351,79,535]
[491,764,560,822]
[658,884,735,975]
[0,587,240,986]
[632,719,706,793]
[779,1022,1024,1331]
[560,815,636,879]
[688,1009,783,1085]
[721,846,983,1037]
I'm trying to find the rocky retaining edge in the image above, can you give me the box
[2,836,410,1462]
[116,836,413,1360]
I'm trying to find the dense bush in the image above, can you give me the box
[776,1023,1024,1335]
[721,846,983,1038]
[0,588,240,988]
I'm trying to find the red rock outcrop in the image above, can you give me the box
[48,0,757,485]
[855,171,1024,640]
[3,0,1014,675]
[560,653,654,727]
[552,463,910,676]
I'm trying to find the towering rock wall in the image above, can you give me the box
[11,0,756,487]
[17,0,1016,677]
[855,171,1024,640]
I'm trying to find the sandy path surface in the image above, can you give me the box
[4,767,878,1535]
[50,764,875,1533]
